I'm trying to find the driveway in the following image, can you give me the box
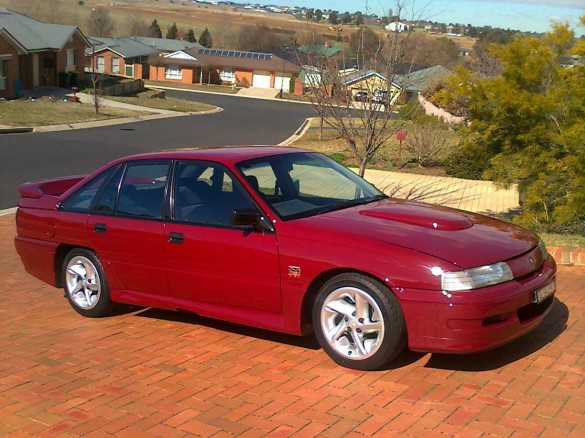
[0,213,583,436]
[0,91,315,209]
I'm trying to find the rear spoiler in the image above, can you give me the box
[18,176,86,199]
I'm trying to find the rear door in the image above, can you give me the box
[87,160,171,304]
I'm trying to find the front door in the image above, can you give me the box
[166,161,281,315]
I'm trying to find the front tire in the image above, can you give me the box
[62,249,114,318]
[312,273,406,370]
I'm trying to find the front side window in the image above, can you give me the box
[0,59,7,90]
[165,66,182,79]
[67,48,77,69]
[111,57,120,74]
[238,152,385,219]
[174,161,253,226]
[219,67,235,83]
[96,56,105,73]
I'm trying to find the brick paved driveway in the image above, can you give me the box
[1,214,583,437]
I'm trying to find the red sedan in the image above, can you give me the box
[15,147,556,370]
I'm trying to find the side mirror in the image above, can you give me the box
[232,208,272,233]
[232,208,260,227]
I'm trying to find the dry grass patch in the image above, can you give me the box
[0,99,147,127]
[106,89,216,112]
[293,118,458,174]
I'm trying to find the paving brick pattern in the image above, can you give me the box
[1,214,584,437]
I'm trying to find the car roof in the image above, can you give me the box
[118,146,309,166]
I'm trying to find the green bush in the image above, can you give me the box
[443,146,490,180]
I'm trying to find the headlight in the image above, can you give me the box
[442,262,513,291]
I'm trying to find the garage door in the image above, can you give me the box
[274,76,291,93]
[252,71,272,88]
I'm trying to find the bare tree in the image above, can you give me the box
[88,46,105,114]
[126,13,149,38]
[300,1,425,176]
[405,123,452,167]
[86,7,115,37]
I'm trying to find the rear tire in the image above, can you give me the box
[62,249,114,318]
[312,273,406,370]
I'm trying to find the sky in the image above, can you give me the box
[250,0,585,35]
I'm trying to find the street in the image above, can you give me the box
[0,91,315,209]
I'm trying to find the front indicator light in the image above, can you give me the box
[442,262,513,291]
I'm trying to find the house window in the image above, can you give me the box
[67,48,77,70]
[111,57,120,74]
[219,67,235,83]
[96,56,105,73]
[125,64,134,77]
[165,66,182,80]
[0,59,7,90]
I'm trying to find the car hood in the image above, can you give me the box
[305,199,538,268]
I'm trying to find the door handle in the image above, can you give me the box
[94,223,107,233]
[168,232,184,244]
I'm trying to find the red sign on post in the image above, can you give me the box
[395,130,407,167]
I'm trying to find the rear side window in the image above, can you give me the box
[61,166,117,212]
[116,162,170,219]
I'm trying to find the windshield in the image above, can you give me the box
[237,152,386,220]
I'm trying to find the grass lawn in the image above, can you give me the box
[145,81,240,95]
[541,233,585,249]
[106,89,216,112]
[0,98,147,127]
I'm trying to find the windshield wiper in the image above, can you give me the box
[318,194,388,214]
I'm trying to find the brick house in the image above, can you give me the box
[150,48,300,91]
[86,37,201,79]
[0,8,89,99]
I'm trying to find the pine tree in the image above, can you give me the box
[166,22,179,40]
[150,19,162,38]
[186,28,197,43]
[199,27,213,48]
[439,20,585,226]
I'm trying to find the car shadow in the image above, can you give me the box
[423,298,568,371]
[134,307,322,350]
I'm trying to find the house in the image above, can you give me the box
[385,22,409,33]
[150,47,301,91]
[340,69,401,103]
[395,65,451,101]
[86,37,202,79]
[0,8,90,99]
[297,43,343,59]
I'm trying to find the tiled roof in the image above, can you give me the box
[87,37,160,58]
[134,37,202,53]
[298,45,342,57]
[162,47,301,74]
[340,69,388,85]
[0,8,88,51]
[396,65,451,92]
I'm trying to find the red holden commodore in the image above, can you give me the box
[15,147,557,370]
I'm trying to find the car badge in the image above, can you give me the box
[288,266,301,278]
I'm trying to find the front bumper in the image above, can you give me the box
[399,257,557,353]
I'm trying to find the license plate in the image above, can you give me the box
[532,279,556,303]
